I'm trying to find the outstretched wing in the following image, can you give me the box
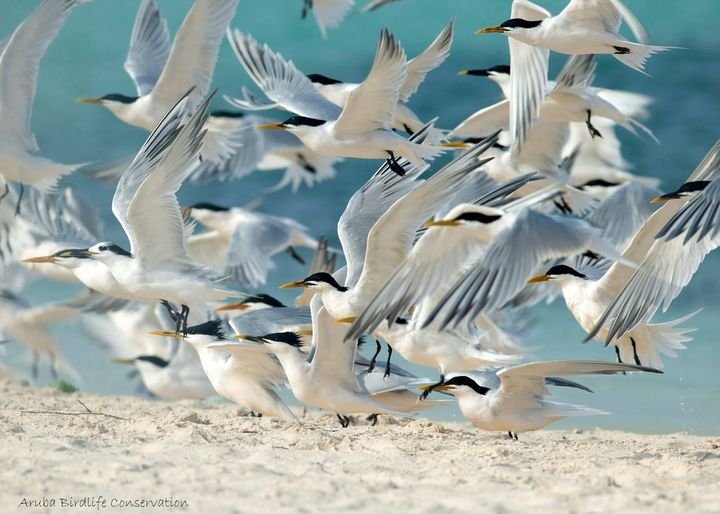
[124,0,171,97]
[398,20,453,103]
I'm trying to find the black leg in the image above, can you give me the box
[301,0,312,19]
[287,246,306,265]
[367,339,381,374]
[174,307,183,334]
[586,110,603,139]
[613,45,631,55]
[507,431,513,439]
[180,305,190,337]
[630,337,641,365]
[383,344,393,379]
[31,351,39,380]
[366,414,379,426]
[420,374,445,401]
[297,153,316,174]
[14,183,24,216]
[614,345,623,364]
[336,414,350,428]
[403,124,414,136]
[513,432,519,441]
[385,151,406,177]
[0,183,9,203]
[161,300,178,322]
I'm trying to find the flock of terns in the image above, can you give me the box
[1,0,718,439]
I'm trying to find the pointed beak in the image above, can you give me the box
[417,384,452,392]
[476,26,507,35]
[422,220,460,228]
[256,123,286,131]
[650,194,673,204]
[279,280,309,289]
[21,255,58,264]
[76,97,103,104]
[297,328,313,336]
[457,70,470,76]
[216,301,249,312]
[335,317,357,324]
[148,330,181,339]
[528,274,550,283]
[233,335,266,343]
[111,358,135,365]
[440,141,471,149]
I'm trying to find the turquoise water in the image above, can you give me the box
[1,0,719,433]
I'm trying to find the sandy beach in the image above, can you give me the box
[1,374,717,514]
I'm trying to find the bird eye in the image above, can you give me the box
[99,246,107,251]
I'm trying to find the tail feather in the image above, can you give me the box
[612,43,675,74]
[621,310,700,369]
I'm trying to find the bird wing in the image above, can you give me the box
[308,306,360,391]
[334,29,407,135]
[206,341,288,388]
[124,0,171,97]
[224,216,292,287]
[226,29,341,120]
[450,100,510,139]
[512,120,570,175]
[311,0,355,38]
[398,20,454,103]
[113,92,208,265]
[508,0,550,153]
[0,0,84,151]
[337,124,432,287]
[426,210,617,329]
[352,140,495,304]
[228,307,312,336]
[551,54,596,93]
[149,0,237,109]
[560,0,648,43]
[585,182,662,248]
[23,188,99,247]
[187,230,228,271]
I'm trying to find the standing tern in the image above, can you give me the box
[426,360,660,439]
[0,0,89,206]
[150,319,299,421]
[228,28,442,172]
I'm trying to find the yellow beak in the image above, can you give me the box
[21,255,58,264]
[417,384,452,392]
[476,26,507,35]
[76,97,103,104]
[297,328,313,336]
[650,196,669,204]
[440,141,470,149]
[335,317,357,324]
[458,70,470,76]
[279,280,308,289]
[233,335,265,343]
[216,301,249,312]
[422,219,460,228]
[111,358,135,365]
[148,330,182,339]
[256,123,286,131]
[527,274,550,283]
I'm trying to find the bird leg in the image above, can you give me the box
[336,414,351,428]
[630,337,641,366]
[14,183,24,216]
[506,431,519,441]
[383,344,393,379]
[385,151,406,177]
[0,182,9,204]
[31,351,39,381]
[366,339,382,374]
[420,374,445,401]
[585,110,603,139]
[287,246,306,265]
[301,0,312,19]
[179,304,190,337]
[161,300,179,322]
[366,413,379,426]
[403,124,415,136]
[296,153,316,174]
[612,46,631,55]
[553,196,573,215]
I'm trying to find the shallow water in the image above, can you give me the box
[1,0,719,434]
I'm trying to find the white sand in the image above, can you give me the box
[1,375,718,514]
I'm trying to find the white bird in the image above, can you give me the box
[81,92,240,335]
[150,319,299,421]
[547,139,720,367]
[0,0,89,204]
[230,21,454,142]
[184,201,319,288]
[224,306,413,426]
[428,360,660,439]
[77,0,240,166]
[228,28,442,172]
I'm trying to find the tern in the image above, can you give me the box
[0,0,89,207]
[184,201,319,288]
[150,320,298,421]
[81,92,240,335]
[77,0,240,166]
[427,360,660,439]
[228,28,442,172]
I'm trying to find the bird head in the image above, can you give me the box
[112,355,170,369]
[182,202,230,226]
[21,248,93,269]
[217,294,285,313]
[476,18,543,35]
[528,264,588,285]
[458,64,510,78]
[280,272,348,293]
[650,181,710,204]
[306,73,343,85]
[85,242,132,261]
[257,116,327,136]
[422,206,504,230]
[149,319,226,343]
[234,331,304,352]
[419,375,491,397]
[77,93,139,115]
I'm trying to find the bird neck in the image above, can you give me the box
[272,348,309,393]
